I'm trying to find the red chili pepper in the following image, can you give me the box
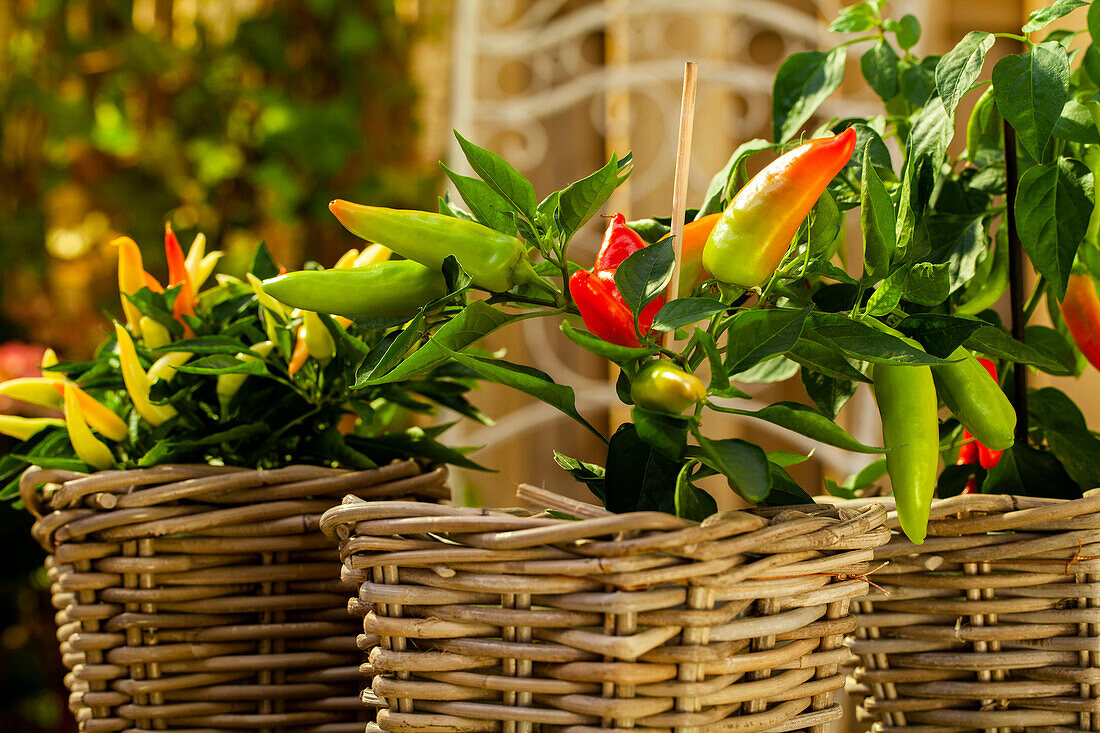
[165,223,196,337]
[957,429,980,494]
[569,215,663,347]
[1061,272,1100,371]
[974,357,1003,469]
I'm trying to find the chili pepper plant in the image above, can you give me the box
[263,0,1100,545]
[0,226,487,499]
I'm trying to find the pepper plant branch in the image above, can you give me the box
[1003,117,1029,443]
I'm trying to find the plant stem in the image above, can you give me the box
[1003,118,1029,443]
[1023,276,1046,323]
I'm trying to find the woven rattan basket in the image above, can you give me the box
[20,459,449,733]
[841,490,1100,732]
[320,497,891,733]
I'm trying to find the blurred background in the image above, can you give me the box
[0,0,1087,730]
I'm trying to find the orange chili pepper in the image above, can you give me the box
[165,223,196,337]
[675,213,721,297]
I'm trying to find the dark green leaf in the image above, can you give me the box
[1015,157,1093,300]
[964,324,1065,371]
[615,238,675,315]
[249,241,279,280]
[788,339,871,383]
[862,40,900,101]
[553,451,605,500]
[903,262,951,305]
[806,313,956,364]
[454,130,537,221]
[1053,99,1100,143]
[174,354,269,376]
[808,190,843,258]
[895,314,983,357]
[697,139,773,218]
[725,308,809,374]
[652,298,727,331]
[860,148,895,285]
[1023,324,1079,375]
[733,401,883,453]
[992,44,1070,160]
[981,443,1081,498]
[1029,386,1086,432]
[1045,426,1100,490]
[695,435,772,503]
[772,48,847,143]
[674,462,717,521]
[560,322,656,364]
[762,463,816,506]
[936,31,994,117]
[632,406,689,461]
[801,369,858,419]
[604,423,679,513]
[901,59,937,107]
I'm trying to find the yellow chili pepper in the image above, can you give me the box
[301,311,335,366]
[113,236,147,336]
[63,384,115,470]
[353,243,392,267]
[0,378,64,408]
[334,248,360,269]
[59,384,129,442]
[0,415,64,441]
[146,352,192,382]
[40,348,61,379]
[139,317,172,349]
[217,341,274,415]
[115,324,177,426]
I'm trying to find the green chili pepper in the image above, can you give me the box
[931,347,1015,451]
[262,261,447,319]
[329,200,545,293]
[632,361,707,414]
[871,334,939,545]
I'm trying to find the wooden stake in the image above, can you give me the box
[667,61,698,306]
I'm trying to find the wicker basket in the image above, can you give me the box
[842,490,1100,732]
[20,459,449,733]
[319,498,891,733]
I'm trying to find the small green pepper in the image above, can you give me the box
[329,200,544,293]
[263,261,447,319]
[632,361,707,414]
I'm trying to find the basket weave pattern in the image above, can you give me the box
[848,491,1100,732]
[21,460,449,733]
[321,499,890,733]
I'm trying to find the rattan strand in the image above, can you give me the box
[21,460,449,733]
[837,490,1100,733]
[320,500,891,733]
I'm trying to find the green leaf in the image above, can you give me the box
[674,462,717,522]
[438,192,476,221]
[441,163,518,235]
[694,435,772,503]
[1045,427,1100,491]
[1015,157,1093,301]
[861,40,900,101]
[553,451,605,500]
[904,262,951,305]
[908,99,955,164]
[894,14,921,49]
[808,190,843,259]
[768,450,812,468]
[604,423,679,513]
[697,139,773,218]
[249,241,280,280]
[788,338,871,383]
[1029,386,1086,432]
[438,348,606,444]
[981,443,1081,498]
[151,336,253,356]
[992,44,1070,160]
[1091,0,1100,48]
[695,327,730,392]
[964,324,1065,371]
[936,31,994,117]
[724,308,809,374]
[806,313,956,364]
[734,356,800,384]
[454,130,537,221]
[560,321,656,365]
[801,369,858,419]
[1053,99,1100,143]
[895,313,983,357]
[860,150,895,285]
[558,153,628,238]
[356,301,520,386]
[652,298,728,332]
[967,88,1004,167]
[1022,0,1087,33]
[865,268,907,316]
[359,314,428,382]
[1024,324,1079,375]
[614,238,674,315]
[174,354,269,376]
[901,59,937,107]
[763,463,816,506]
[732,401,883,453]
[632,405,689,461]
[772,48,847,143]
[829,1,877,33]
